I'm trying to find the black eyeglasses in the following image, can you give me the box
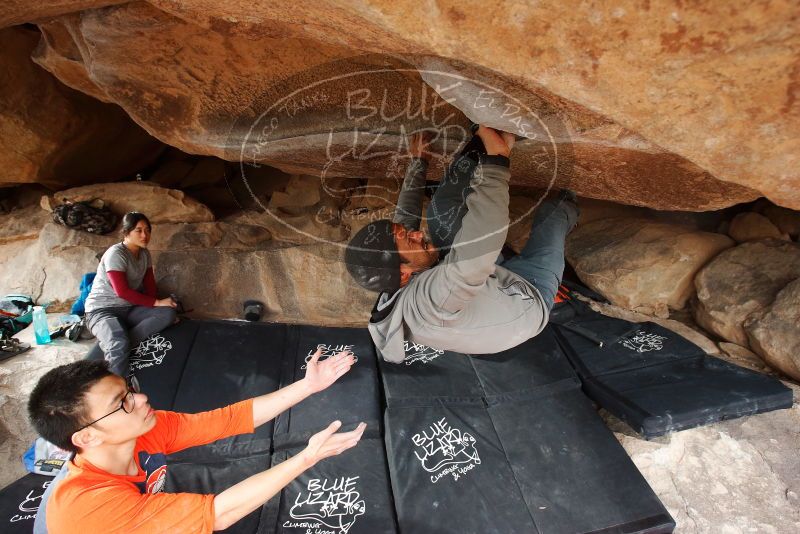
[75,376,141,432]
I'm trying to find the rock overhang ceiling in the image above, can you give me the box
[1,0,797,210]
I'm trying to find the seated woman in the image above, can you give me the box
[84,212,177,376]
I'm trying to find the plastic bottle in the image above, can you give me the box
[32,306,51,345]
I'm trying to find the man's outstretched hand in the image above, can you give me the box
[476,125,515,157]
[301,421,367,466]
[303,348,355,394]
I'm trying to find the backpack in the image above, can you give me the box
[52,200,118,235]
[70,273,96,316]
[0,294,34,338]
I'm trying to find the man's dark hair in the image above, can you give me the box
[120,211,151,238]
[344,219,401,293]
[28,360,115,453]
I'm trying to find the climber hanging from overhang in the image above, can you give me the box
[344,124,579,363]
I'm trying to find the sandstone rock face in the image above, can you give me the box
[44,182,215,224]
[718,342,776,376]
[0,214,374,325]
[0,26,163,188]
[0,1,125,27]
[616,389,800,534]
[0,205,51,245]
[0,322,91,490]
[566,218,734,317]
[745,278,800,382]
[693,239,800,347]
[762,204,800,240]
[14,1,794,209]
[416,57,758,211]
[155,243,373,326]
[728,212,787,243]
[223,175,352,246]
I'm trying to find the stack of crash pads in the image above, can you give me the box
[380,329,676,533]
[549,294,794,439]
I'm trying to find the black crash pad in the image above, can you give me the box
[273,326,382,450]
[379,344,484,402]
[487,390,674,533]
[166,454,273,534]
[582,355,795,438]
[385,401,538,534]
[384,329,674,533]
[85,320,200,411]
[0,473,51,533]
[470,327,580,399]
[551,304,794,438]
[474,332,673,532]
[269,440,397,534]
[131,320,200,410]
[168,321,285,462]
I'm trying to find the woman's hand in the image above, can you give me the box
[300,421,367,467]
[155,297,177,308]
[475,125,515,157]
[303,348,355,394]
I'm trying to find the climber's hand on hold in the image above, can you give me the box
[476,125,515,157]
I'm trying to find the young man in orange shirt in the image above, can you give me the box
[28,349,365,533]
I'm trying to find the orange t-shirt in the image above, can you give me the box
[47,399,254,534]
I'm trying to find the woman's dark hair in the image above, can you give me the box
[28,360,115,453]
[121,212,151,237]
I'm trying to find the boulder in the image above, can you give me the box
[728,212,787,243]
[745,278,800,381]
[223,175,352,245]
[571,197,650,226]
[693,239,800,347]
[0,205,51,245]
[718,342,775,375]
[566,218,734,317]
[761,204,800,240]
[24,1,793,209]
[0,217,374,325]
[0,26,163,189]
[0,1,126,27]
[617,389,800,534]
[0,320,91,490]
[44,182,215,224]
[0,228,104,307]
[154,243,374,325]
